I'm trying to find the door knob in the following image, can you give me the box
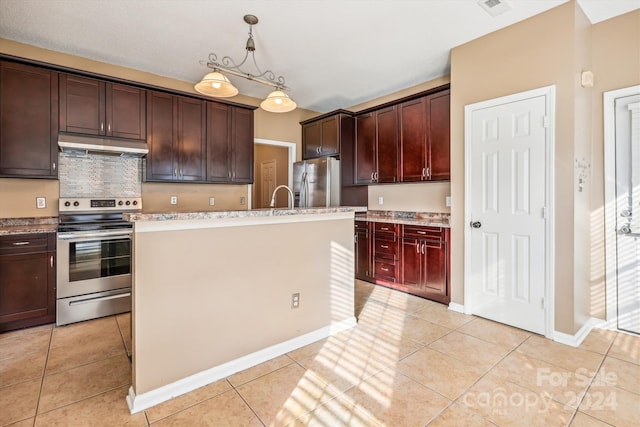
[620,209,632,218]
[471,221,482,229]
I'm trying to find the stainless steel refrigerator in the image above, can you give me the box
[293,157,340,207]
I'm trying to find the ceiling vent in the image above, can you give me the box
[478,0,511,17]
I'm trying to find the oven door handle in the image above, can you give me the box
[57,230,133,240]
[68,292,131,306]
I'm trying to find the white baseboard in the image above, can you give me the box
[553,317,604,347]
[448,302,465,314]
[126,316,357,414]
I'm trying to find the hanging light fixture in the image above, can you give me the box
[194,14,296,113]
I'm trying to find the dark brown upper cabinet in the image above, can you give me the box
[301,112,351,159]
[59,74,146,140]
[354,107,398,184]
[399,89,450,182]
[0,61,59,178]
[145,91,206,182]
[207,102,254,184]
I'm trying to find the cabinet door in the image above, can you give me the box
[106,83,146,140]
[426,90,450,181]
[231,106,254,183]
[320,116,340,157]
[207,102,231,182]
[302,121,322,159]
[59,74,105,135]
[376,106,398,183]
[177,96,206,182]
[354,113,376,184]
[355,229,371,280]
[399,97,427,182]
[0,234,56,332]
[401,237,422,287]
[423,241,448,300]
[0,61,58,177]
[146,91,176,181]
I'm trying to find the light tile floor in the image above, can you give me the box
[1,280,639,426]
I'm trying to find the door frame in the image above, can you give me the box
[251,138,297,209]
[603,85,640,330]
[463,85,556,339]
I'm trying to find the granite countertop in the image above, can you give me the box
[124,206,367,222]
[356,210,450,228]
[0,217,58,236]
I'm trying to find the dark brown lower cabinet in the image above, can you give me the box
[355,221,450,305]
[0,233,56,332]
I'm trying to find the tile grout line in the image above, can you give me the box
[31,326,54,426]
[229,383,267,427]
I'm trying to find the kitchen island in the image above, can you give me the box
[123,207,365,413]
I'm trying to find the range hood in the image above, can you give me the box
[58,133,148,157]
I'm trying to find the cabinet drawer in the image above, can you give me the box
[0,234,50,255]
[354,220,368,231]
[374,222,398,234]
[403,225,444,240]
[374,238,397,258]
[375,260,396,281]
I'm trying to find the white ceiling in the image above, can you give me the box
[0,0,638,113]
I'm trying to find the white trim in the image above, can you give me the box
[553,317,605,348]
[448,302,465,314]
[463,85,556,338]
[127,316,357,414]
[254,138,297,190]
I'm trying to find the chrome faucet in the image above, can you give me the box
[269,185,294,208]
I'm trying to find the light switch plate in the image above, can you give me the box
[209,197,215,206]
[240,196,246,205]
[378,196,384,205]
[36,197,46,209]
[170,196,178,205]
[445,196,451,207]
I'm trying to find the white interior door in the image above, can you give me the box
[467,93,549,335]
[614,95,640,335]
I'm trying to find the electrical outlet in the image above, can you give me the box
[209,197,215,206]
[36,197,46,209]
[378,196,384,205]
[240,196,246,205]
[170,196,178,205]
[291,293,300,309]
[445,196,451,207]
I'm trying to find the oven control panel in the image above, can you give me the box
[59,198,143,212]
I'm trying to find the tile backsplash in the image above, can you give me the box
[59,153,142,197]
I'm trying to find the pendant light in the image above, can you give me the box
[195,14,296,113]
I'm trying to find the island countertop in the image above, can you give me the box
[123,206,366,222]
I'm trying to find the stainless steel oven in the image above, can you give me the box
[56,197,141,325]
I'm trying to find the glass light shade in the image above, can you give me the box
[194,72,238,97]
[260,90,297,113]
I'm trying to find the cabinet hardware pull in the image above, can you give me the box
[12,241,30,246]
[426,167,430,177]
[354,234,358,242]
[381,244,389,249]
[108,123,111,133]
[53,162,56,171]
[416,243,420,254]
[174,169,177,176]
[50,255,54,268]
[422,167,426,178]
[381,266,388,271]
[381,227,389,231]
[421,244,425,254]
[374,172,378,181]
[417,231,426,234]
[101,122,104,132]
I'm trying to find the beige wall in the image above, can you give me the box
[132,217,355,394]
[451,1,582,333]
[590,10,640,320]
[141,182,248,213]
[0,178,59,218]
[0,38,318,217]
[349,76,452,213]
